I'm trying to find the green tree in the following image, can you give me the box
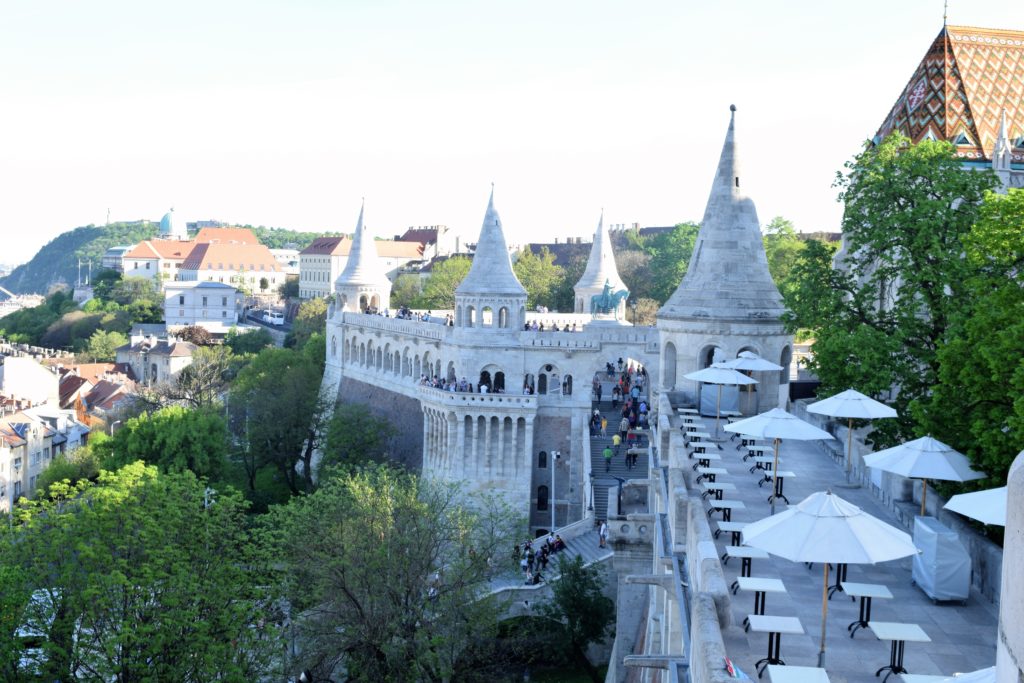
[149,344,235,409]
[286,297,327,351]
[321,404,395,475]
[225,326,275,355]
[0,463,278,681]
[176,324,213,346]
[552,253,587,312]
[415,256,472,309]
[259,277,269,292]
[84,329,127,362]
[762,216,810,299]
[94,406,229,481]
[645,222,701,303]
[537,554,615,682]
[36,442,101,493]
[265,464,520,682]
[513,247,565,310]
[230,347,326,495]
[913,188,1024,484]
[278,275,300,299]
[785,134,999,445]
[390,273,423,309]
[614,249,654,302]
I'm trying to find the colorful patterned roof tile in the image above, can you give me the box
[876,25,1024,163]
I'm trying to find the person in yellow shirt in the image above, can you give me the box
[612,433,622,455]
[600,417,607,437]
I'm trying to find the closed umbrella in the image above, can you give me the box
[684,365,757,436]
[806,389,897,477]
[725,408,834,513]
[743,490,919,668]
[863,436,986,516]
[717,353,783,414]
[944,487,1007,526]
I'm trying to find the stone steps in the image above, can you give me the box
[588,397,650,521]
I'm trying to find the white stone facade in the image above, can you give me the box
[163,281,243,331]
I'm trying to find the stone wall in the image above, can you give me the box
[336,375,425,471]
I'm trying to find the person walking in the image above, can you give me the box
[619,416,630,443]
[612,432,622,455]
[600,416,607,438]
[599,520,609,548]
[595,382,603,405]
[603,444,613,472]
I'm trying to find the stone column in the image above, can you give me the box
[497,416,506,477]
[471,415,480,478]
[456,415,466,478]
[523,417,535,477]
[422,408,431,470]
[484,415,493,476]
[510,418,520,478]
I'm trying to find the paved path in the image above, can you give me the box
[684,418,999,682]
[487,529,612,593]
[588,383,651,520]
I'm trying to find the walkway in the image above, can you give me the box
[682,414,998,682]
[486,529,612,594]
[589,381,650,521]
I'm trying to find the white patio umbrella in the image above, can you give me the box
[944,486,1007,526]
[742,490,919,668]
[717,352,784,414]
[942,667,996,682]
[724,408,834,513]
[863,436,986,516]
[806,388,897,477]
[683,365,757,436]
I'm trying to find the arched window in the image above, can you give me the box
[498,307,509,328]
[359,294,369,311]
[662,341,677,389]
[447,361,457,383]
[331,335,337,358]
[494,371,505,392]
[376,348,383,369]
[479,370,492,392]
[562,374,573,395]
[482,306,493,327]
[538,451,548,468]
[538,374,548,395]
[467,305,476,327]
[537,485,549,511]
[414,355,421,379]
[360,343,366,366]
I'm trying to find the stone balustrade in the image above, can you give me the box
[417,385,538,409]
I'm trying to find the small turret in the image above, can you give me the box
[334,200,391,313]
[574,210,629,320]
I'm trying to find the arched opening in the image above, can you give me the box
[523,373,535,394]
[482,306,493,327]
[779,346,792,385]
[384,344,392,372]
[330,335,337,358]
[447,361,457,383]
[663,341,677,389]
[562,375,573,395]
[538,374,548,395]
[422,352,431,380]
[498,307,509,328]
[536,485,549,511]
[376,348,383,369]
[414,355,422,379]
[358,294,369,311]
[366,340,374,366]
[538,450,548,468]
[700,344,725,369]
[435,360,442,378]
[479,370,492,392]
[370,293,380,310]
[494,371,505,393]
[394,351,401,375]
[467,305,476,327]
[403,349,411,377]
[359,343,366,366]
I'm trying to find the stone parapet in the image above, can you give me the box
[342,312,448,341]
[417,385,538,412]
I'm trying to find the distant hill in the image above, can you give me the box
[1,222,160,294]
[2,221,343,295]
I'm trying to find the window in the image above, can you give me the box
[145,262,151,270]
[221,296,227,306]
[179,295,185,305]
[202,296,208,306]
[13,482,21,499]
[537,485,549,511]
[222,310,227,317]
[43,447,50,460]
[538,451,547,468]
[13,457,21,471]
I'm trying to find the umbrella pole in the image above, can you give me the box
[921,479,927,517]
[846,418,854,478]
[716,384,722,437]
[769,438,781,515]
[818,562,829,668]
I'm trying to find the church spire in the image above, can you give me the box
[658,105,784,322]
[456,185,527,297]
[337,198,387,287]
[573,209,627,314]
[993,108,1013,173]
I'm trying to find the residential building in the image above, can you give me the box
[0,411,56,513]
[115,333,197,387]
[178,242,286,294]
[163,281,243,332]
[270,248,300,275]
[0,356,59,406]
[298,236,423,300]
[101,245,134,272]
[121,239,195,283]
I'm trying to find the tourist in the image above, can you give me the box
[600,416,607,437]
[603,444,613,472]
[595,382,603,404]
[619,416,630,443]
[612,432,622,455]
[599,520,609,548]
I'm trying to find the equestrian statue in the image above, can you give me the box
[590,280,630,319]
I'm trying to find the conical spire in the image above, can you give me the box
[574,210,626,292]
[658,106,785,321]
[456,185,527,297]
[993,108,1013,172]
[336,199,389,287]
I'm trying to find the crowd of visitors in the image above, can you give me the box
[514,533,568,585]
[523,320,579,332]
[419,375,506,394]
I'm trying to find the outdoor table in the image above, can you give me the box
[748,615,803,677]
[744,445,771,462]
[844,582,893,637]
[687,431,712,445]
[708,498,745,523]
[767,665,830,683]
[751,456,779,483]
[724,545,768,593]
[767,470,796,505]
[827,563,849,598]
[684,422,699,433]
[714,520,747,546]
[678,407,699,415]
[738,577,787,632]
[691,443,708,456]
[696,466,728,484]
[869,622,932,682]
[897,676,948,683]
[737,435,765,450]
[693,452,721,470]
[701,480,737,500]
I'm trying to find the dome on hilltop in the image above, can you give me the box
[159,208,188,240]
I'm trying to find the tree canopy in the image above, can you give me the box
[415,256,471,309]
[513,247,565,310]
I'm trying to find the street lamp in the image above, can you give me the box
[109,420,122,436]
[629,300,638,326]
[550,450,561,531]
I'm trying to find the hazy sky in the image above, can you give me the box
[1,0,1021,265]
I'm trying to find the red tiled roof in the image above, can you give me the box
[123,239,195,260]
[300,236,423,258]
[181,242,283,272]
[877,25,1024,162]
[398,228,438,244]
[194,227,260,245]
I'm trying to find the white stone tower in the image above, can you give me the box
[573,210,629,320]
[453,186,527,334]
[656,105,792,412]
[334,200,391,313]
[158,208,188,241]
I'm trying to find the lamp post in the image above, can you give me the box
[550,451,561,531]
[630,300,638,326]
[109,420,122,436]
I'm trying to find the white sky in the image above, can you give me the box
[1,0,1021,265]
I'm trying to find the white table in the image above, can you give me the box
[869,622,932,682]
[692,451,721,469]
[678,407,699,414]
[707,498,745,522]
[768,665,830,683]
[744,445,771,461]
[844,582,893,636]
[748,615,803,677]
[766,470,797,504]
[738,577,787,631]
[700,480,737,500]
[714,520,747,546]
[696,466,728,483]
[724,545,768,593]
[899,676,949,683]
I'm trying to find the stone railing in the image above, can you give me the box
[522,333,598,349]
[416,385,538,410]
[341,312,448,341]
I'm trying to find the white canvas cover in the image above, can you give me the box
[911,516,971,601]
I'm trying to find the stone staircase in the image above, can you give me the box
[486,528,612,595]
[588,391,650,521]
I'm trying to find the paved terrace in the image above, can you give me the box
[679,413,998,682]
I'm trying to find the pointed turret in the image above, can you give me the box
[335,200,391,312]
[453,186,527,332]
[574,211,629,317]
[993,108,1013,174]
[658,106,784,322]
